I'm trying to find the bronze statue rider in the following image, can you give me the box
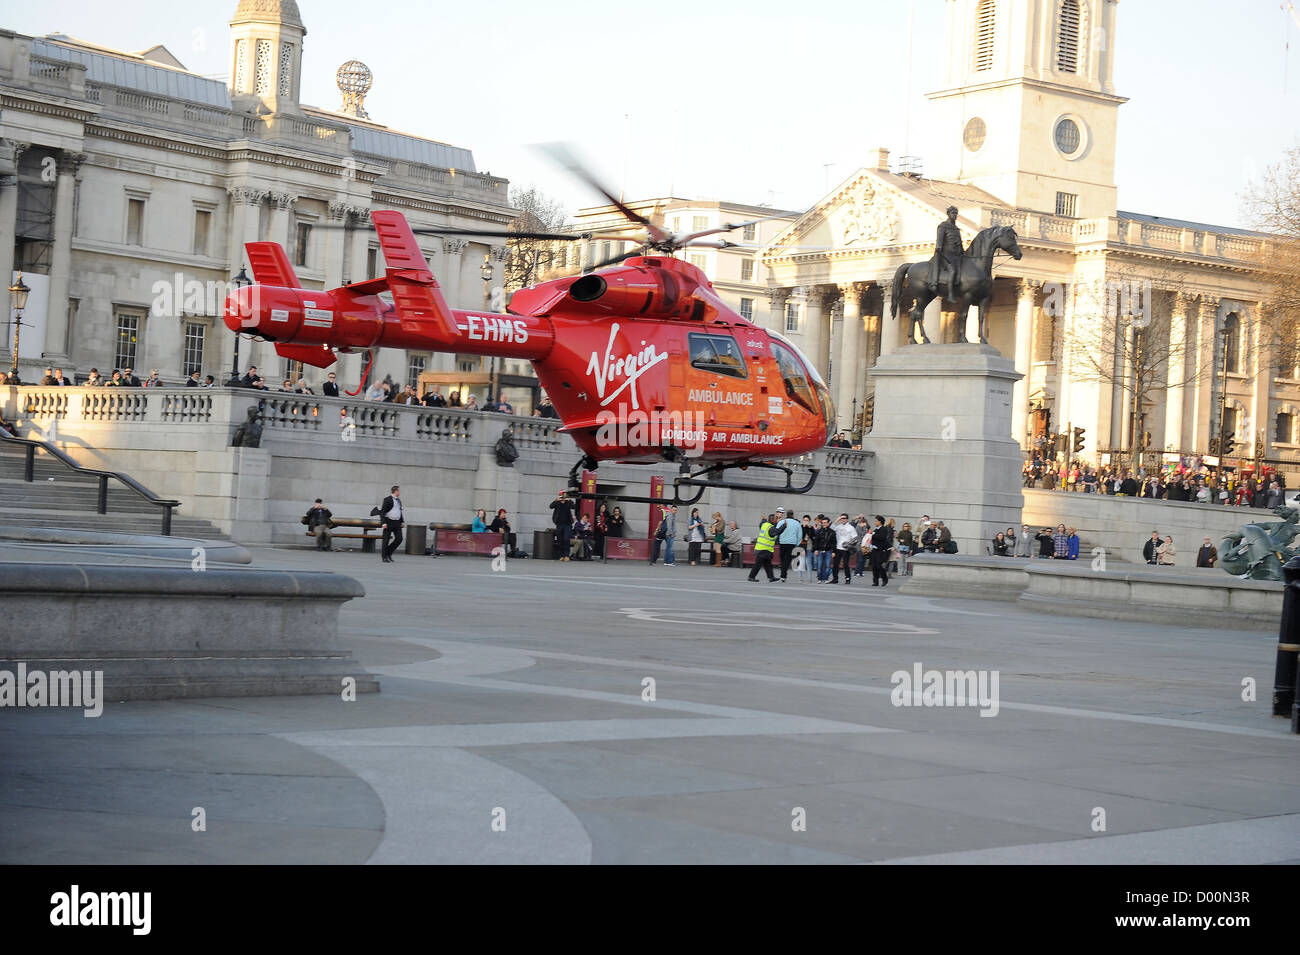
[926,205,964,301]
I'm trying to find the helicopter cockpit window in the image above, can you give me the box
[688,334,747,379]
[769,341,818,414]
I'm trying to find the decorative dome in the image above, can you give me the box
[230,0,304,29]
[336,60,373,119]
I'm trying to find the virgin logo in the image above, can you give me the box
[586,323,667,410]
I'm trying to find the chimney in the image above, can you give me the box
[874,147,891,172]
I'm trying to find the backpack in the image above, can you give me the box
[943,540,959,554]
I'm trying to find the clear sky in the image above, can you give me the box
[8,0,1299,228]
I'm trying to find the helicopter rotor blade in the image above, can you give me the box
[536,141,670,245]
[584,245,649,272]
[673,211,805,246]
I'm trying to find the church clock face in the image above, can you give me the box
[963,117,987,152]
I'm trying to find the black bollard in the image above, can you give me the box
[1273,556,1300,729]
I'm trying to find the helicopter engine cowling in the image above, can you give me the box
[561,260,704,320]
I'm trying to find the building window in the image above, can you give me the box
[408,353,427,389]
[295,221,312,268]
[1057,0,1081,73]
[282,359,304,384]
[973,0,996,72]
[126,197,145,246]
[183,322,205,377]
[1054,117,1081,155]
[366,246,378,278]
[555,247,567,270]
[1223,406,1239,439]
[115,311,141,370]
[254,39,273,95]
[692,216,708,231]
[1224,313,1241,373]
[1276,412,1294,445]
[1055,192,1078,217]
[689,254,707,270]
[670,217,680,232]
[742,223,756,241]
[739,297,754,321]
[740,258,754,282]
[193,209,212,256]
[785,302,800,333]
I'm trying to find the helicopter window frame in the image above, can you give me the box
[688,333,748,380]
[769,339,818,414]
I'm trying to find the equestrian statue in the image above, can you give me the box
[1219,506,1300,581]
[890,206,1023,345]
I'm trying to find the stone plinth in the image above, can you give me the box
[0,564,377,699]
[863,344,1023,556]
[899,554,1282,630]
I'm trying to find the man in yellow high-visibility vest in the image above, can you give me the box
[748,512,778,582]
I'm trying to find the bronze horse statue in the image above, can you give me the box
[890,225,1023,344]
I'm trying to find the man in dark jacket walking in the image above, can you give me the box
[869,516,891,587]
[550,490,575,562]
[378,486,404,562]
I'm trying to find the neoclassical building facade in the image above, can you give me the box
[757,0,1281,468]
[0,0,516,392]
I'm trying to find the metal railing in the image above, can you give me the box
[0,432,181,535]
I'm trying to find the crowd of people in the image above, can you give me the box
[1023,455,1290,508]
[8,365,568,420]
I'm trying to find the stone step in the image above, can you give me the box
[0,509,229,540]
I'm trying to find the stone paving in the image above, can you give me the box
[2,546,1297,864]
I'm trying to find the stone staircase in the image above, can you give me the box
[0,445,229,540]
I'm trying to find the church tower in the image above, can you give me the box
[228,0,306,115]
[926,0,1125,219]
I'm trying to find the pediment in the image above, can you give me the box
[762,169,989,259]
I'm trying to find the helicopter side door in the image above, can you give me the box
[685,331,754,430]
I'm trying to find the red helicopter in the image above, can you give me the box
[223,156,834,505]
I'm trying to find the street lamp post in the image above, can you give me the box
[8,273,30,383]
[226,266,251,387]
[480,254,495,409]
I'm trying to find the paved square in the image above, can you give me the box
[2,548,1296,864]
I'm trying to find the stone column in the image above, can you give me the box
[837,283,863,433]
[324,201,349,288]
[1163,292,1188,451]
[223,187,267,379]
[766,288,788,335]
[1011,279,1038,448]
[802,287,829,382]
[350,209,372,281]
[1197,297,1221,451]
[441,238,467,311]
[877,281,903,356]
[0,142,26,295]
[42,151,86,364]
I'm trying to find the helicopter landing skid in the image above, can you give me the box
[563,458,821,507]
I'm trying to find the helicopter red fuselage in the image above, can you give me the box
[223,211,834,467]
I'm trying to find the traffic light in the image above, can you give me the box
[1143,430,1152,449]
[1222,433,1236,456]
[1208,435,1220,455]
[863,394,874,434]
[1073,426,1085,453]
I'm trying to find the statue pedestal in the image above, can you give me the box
[862,344,1023,557]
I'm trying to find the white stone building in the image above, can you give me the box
[0,0,517,394]
[756,0,1282,472]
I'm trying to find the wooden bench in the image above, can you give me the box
[301,516,382,552]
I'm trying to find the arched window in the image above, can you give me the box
[1276,411,1294,445]
[1057,0,1081,73]
[973,0,996,72]
[1223,313,1241,373]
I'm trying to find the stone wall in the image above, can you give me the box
[3,386,875,545]
[1022,488,1281,568]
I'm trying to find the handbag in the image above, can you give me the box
[655,521,667,541]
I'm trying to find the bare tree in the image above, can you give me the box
[504,187,567,292]
[1061,265,1209,458]
[1243,146,1300,376]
